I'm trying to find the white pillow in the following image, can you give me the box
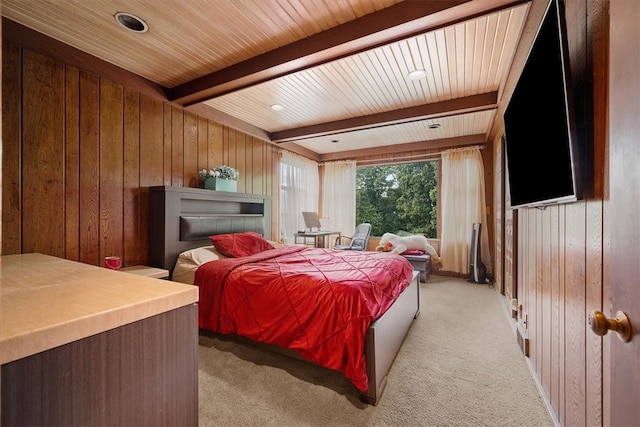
[172,246,225,284]
[180,245,225,265]
[172,241,284,284]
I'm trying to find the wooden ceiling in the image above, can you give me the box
[1,0,539,161]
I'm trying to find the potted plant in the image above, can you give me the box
[199,165,239,192]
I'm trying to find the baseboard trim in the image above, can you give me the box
[497,292,561,427]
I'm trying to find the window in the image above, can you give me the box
[279,152,319,243]
[356,162,438,238]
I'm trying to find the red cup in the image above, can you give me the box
[105,256,122,270]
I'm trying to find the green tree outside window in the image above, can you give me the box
[356,162,438,238]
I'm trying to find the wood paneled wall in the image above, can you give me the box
[2,44,278,268]
[491,0,607,425]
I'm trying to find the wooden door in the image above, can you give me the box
[605,1,640,425]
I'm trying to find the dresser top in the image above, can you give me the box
[0,253,198,364]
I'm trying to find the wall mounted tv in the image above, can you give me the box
[503,0,581,209]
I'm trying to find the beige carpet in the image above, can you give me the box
[198,275,554,426]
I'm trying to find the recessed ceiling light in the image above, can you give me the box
[115,12,149,33]
[407,69,427,80]
[428,123,441,129]
[270,104,285,111]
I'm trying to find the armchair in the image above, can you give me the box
[333,223,372,251]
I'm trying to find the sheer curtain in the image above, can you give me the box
[440,146,491,274]
[322,160,357,240]
[279,151,319,244]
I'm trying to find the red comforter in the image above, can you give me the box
[194,246,413,391]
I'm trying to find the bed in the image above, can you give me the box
[148,186,420,405]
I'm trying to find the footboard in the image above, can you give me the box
[361,271,420,405]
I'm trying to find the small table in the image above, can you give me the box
[294,231,341,248]
[401,254,431,282]
[121,265,170,279]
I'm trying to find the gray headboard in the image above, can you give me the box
[148,186,272,276]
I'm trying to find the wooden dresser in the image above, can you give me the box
[0,253,199,426]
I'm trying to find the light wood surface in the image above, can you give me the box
[121,264,170,279]
[0,253,198,365]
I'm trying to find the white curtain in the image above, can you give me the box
[322,160,357,240]
[440,146,491,274]
[279,151,319,244]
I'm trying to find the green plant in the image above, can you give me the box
[199,165,239,181]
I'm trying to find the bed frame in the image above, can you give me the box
[148,185,420,405]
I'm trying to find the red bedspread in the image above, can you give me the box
[194,246,413,391]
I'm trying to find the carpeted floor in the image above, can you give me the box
[198,275,554,426]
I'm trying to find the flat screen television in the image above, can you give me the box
[503,0,581,209]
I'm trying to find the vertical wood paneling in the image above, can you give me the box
[563,202,587,427]
[139,95,165,264]
[4,41,279,264]
[504,210,515,300]
[505,2,605,425]
[22,50,65,257]
[171,105,184,187]
[163,104,172,185]
[223,127,231,165]
[183,112,198,188]
[78,71,100,265]
[535,209,543,377]
[541,208,551,394]
[197,117,208,181]
[123,88,141,266]
[65,67,80,261]
[2,43,22,255]
[550,204,561,412]
[558,205,566,423]
[585,199,603,426]
[99,80,124,262]
[252,136,264,195]
[244,135,253,195]
[236,132,247,193]
[139,95,165,186]
[208,121,223,167]
[521,212,531,345]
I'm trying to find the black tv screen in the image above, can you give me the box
[504,0,581,209]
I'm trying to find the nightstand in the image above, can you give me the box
[400,254,431,282]
[121,265,170,279]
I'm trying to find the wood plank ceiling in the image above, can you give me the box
[1,0,532,161]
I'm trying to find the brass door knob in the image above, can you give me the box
[588,310,632,342]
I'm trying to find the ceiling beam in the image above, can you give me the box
[291,134,487,162]
[168,0,527,106]
[270,92,498,143]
